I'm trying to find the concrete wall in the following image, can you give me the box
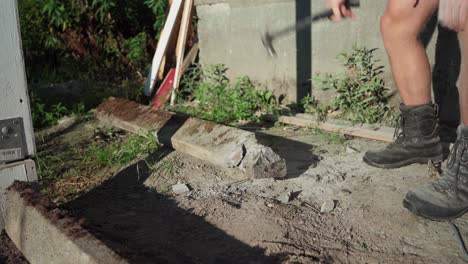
[195,0,457,110]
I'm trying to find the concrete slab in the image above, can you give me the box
[1,181,128,264]
[0,159,37,230]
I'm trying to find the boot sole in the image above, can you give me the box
[403,198,468,221]
[363,154,443,169]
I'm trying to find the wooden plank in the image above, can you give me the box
[182,42,199,71]
[151,44,198,108]
[170,0,194,105]
[152,68,176,108]
[279,115,395,142]
[0,0,36,155]
[144,0,183,96]
[96,98,286,179]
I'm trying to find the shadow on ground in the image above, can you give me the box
[63,147,287,263]
[255,131,320,179]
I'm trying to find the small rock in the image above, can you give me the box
[276,191,292,204]
[320,199,336,213]
[346,146,359,154]
[266,202,275,208]
[172,184,191,195]
[341,189,352,195]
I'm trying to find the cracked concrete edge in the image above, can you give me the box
[95,98,286,179]
[2,181,128,264]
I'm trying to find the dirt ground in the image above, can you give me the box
[0,231,28,264]
[3,120,468,263]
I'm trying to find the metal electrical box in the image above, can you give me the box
[0,0,38,229]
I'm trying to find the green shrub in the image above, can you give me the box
[173,64,278,125]
[312,46,396,124]
[19,0,167,83]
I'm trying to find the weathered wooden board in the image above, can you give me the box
[279,115,395,142]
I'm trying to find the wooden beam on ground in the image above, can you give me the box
[279,114,395,142]
[96,98,286,179]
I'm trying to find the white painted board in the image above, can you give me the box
[0,0,36,156]
[144,0,184,96]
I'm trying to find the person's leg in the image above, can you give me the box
[363,0,444,169]
[381,0,439,105]
[403,19,468,220]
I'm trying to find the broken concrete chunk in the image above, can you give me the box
[172,184,191,195]
[96,98,286,179]
[276,191,292,204]
[320,199,336,213]
[239,138,287,179]
[276,190,302,204]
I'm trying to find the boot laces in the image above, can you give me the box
[388,114,408,149]
[433,136,468,195]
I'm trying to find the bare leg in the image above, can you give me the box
[459,22,468,124]
[381,0,439,106]
[363,0,443,169]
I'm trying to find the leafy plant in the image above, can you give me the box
[19,0,168,95]
[31,95,86,129]
[173,64,278,125]
[124,32,149,70]
[312,46,396,124]
[301,95,329,121]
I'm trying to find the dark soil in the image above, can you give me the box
[0,231,28,264]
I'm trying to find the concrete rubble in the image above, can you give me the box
[172,183,191,195]
[321,199,336,214]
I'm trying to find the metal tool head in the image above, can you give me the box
[261,31,277,57]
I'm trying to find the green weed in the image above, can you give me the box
[311,46,397,125]
[31,96,86,129]
[301,96,329,121]
[172,64,278,125]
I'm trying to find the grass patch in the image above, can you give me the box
[86,132,159,167]
[34,127,159,203]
